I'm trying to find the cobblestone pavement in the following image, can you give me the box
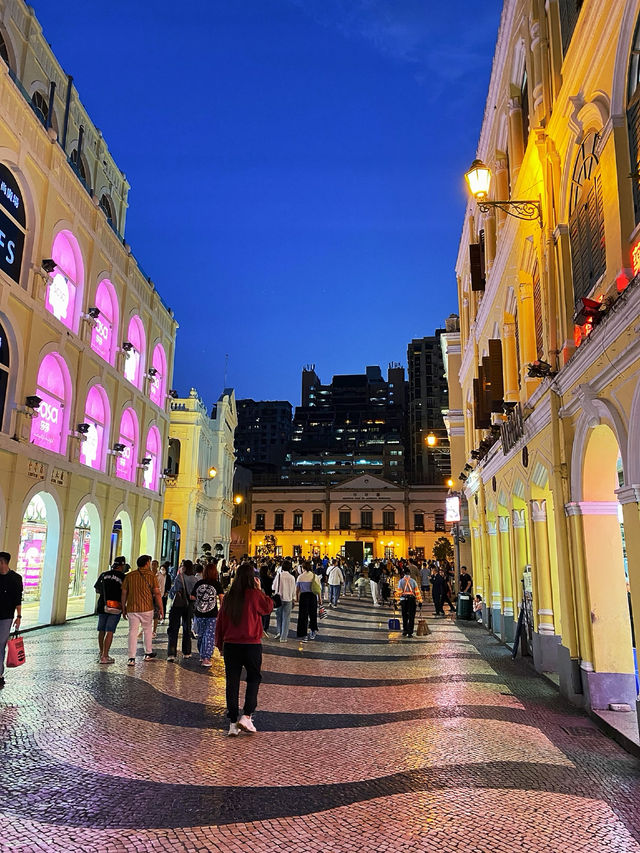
[1,597,640,852]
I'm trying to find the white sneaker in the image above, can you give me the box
[238,714,257,733]
[228,723,240,737]
[273,633,280,640]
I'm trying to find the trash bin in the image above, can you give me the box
[456,593,473,620]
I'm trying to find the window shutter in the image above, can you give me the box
[469,243,485,291]
[533,272,544,358]
[627,97,640,221]
[473,375,491,430]
[559,0,581,54]
[487,339,504,412]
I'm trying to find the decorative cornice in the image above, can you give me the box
[615,485,640,505]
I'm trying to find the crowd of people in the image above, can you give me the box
[0,546,474,734]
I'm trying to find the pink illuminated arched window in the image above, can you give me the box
[123,315,145,388]
[149,343,167,406]
[46,231,84,332]
[30,353,71,454]
[80,386,109,470]
[91,280,118,364]
[116,407,138,482]
[143,425,161,490]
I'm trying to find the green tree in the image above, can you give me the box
[432,536,454,563]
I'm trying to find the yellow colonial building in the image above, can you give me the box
[455,0,640,724]
[249,475,450,564]
[0,3,177,627]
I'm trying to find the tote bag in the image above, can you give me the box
[6,633,26,668]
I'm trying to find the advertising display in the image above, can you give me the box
[149,344,166,406]
[90,279,116,363]
[116,409,137,482]
[45,271,76,327]
[445,495,461,523]
[79,387,107,470]
[0,163,26,286]
[17,530,46,603]
[30,387,63,453]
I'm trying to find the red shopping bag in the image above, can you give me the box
[6,633,25,667]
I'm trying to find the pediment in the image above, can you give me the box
[330,474,401,493]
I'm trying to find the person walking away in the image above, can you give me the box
[368,561,382,606]
[296,561,320,641]
[442,570,456,613]
[0,552,22,689]
[166,560,197,662]
[420,563,431,603]
[215,563,273,735]
[343,560,354,595]
[121,555,163,666]
[159,562,170,620]
[94,558,126,663]
[396,567,422,637]
[151,560,165,637]
[431,567,446,617]
[327,562,345,608]
[259,562,274,637]
[191,562,222,666]
[273,560,296,642]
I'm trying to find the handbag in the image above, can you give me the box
[6,633,25,667]
[172,574,190,609]
[311,574,322,597]
[318,604,328,619]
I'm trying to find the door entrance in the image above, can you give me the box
[344,541,364,566]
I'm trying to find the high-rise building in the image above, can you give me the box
[283,364,408,485]
[234,400,292,483]
[407,329,450,484]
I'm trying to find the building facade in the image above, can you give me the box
[249,474,449,563]
[454,0,640,727]
[162,389,237,564]
[407,330,451,484]
[283,364,408,485]
[0,3,177,628]
[234,399,292,484]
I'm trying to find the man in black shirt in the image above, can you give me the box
[0,552,22,688]
[459,567,473,595]
[94,558,126,664]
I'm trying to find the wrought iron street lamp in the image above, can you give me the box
[465,159,542,226]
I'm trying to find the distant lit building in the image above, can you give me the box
[283,364,408,485]
[234,399,292,484]
[407,329,450,484]
[162,389,237,564]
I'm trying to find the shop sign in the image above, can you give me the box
[90,315,112,361]
[79,421,103,469]
[500,404,524,454]
[50,467,67,486]
[30,389,63,453]
[45,271,76,328]
[27,459,46,480]
[632,238,640,277]
[0,164,26,286]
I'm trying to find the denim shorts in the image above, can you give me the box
[97,612,121,633]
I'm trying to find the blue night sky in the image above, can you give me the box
[32,0,502,408]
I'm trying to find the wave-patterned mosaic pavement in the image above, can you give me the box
[1,598,640,852]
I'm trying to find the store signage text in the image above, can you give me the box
[500,404,524,454]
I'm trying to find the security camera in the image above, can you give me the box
[76,423,91,434]
[113,442,126,453]
[141,456,152,466]
[26,395,42,410]
[147,367,158,377]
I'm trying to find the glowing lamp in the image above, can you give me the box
[426,432,437,447]
[234,495,243,505]
[208,466,217,478]
[465,159,492,200]
[446,478,454,488]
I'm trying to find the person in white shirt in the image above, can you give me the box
[273,560,297,643]
[327,562,345,608]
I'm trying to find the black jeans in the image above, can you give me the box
[167,605,192,656]
[223,643,263,722]
[297,591,318,637]
[432,591,445,615]
[400,596,417,635]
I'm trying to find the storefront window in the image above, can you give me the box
[149,343,166,406]
[46,231,83,331]
[116,407,138,482]
[17,494,48,604]
[30,353,69,454]
[91,279,118,364]
[80,386,108,470]
[143,425,161,490]
[68,506,91,602]
[123,315,145,388]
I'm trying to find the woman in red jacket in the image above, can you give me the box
[215,562,273,736]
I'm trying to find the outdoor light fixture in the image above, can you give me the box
[168,389,178,399]
[574,296,608,327]
[470,450,481,459]
[113,442,126,453]
[527,359,555,379]
[147,367,158,377]
[446,478,454,488]
[87,306,100,319]
[76,423,91,434]
[465,159,542,226]
[141,457,152,466]
[464,463,473,472]
[25,395,42,410]
[459,473,468,482]
[425,432,437,447]
[234,495,243,505]
[121,341,134,352]
[198,466,217,483]
[41,259,56,274]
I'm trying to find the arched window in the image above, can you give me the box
[0,320,9,431]
[70,148,88,185]
[148,343,167,406]
[0,162,27,287]
[0,31,10,68]
[80,386,109,470]
[46,231,84,332]
[116,407,138,482]
[30,353,71,454]
[568,132,606,304]
[31,91,49,125]
[99,194,116,229]
[90,279,118,364]
[123,315,145,388]
[143,425,161,490]
[628,17,640,223]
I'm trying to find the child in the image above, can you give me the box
[354,575,369,599]
[473,594,483,623]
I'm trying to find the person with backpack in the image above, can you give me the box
[215,562,273,735]
[166,560,197,662]
[191,562,223,666]
[296,561,321,641]
[396,566,422,637]
[368,560,382,606]
[94,557,126,664]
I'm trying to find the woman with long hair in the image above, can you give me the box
[215,562,273,736]
[167,559,197,662]
[191,562,223,667]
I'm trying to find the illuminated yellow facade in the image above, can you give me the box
[249,475,451,563]
[0,4,177,627]
[455,0,640,723]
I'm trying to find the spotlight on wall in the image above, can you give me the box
[168,389,178,399]
[113,442,126,454]
[76,423,91,434]
[527,359,555,379]
[470,450,481,459]
[141,456,152,466]
[41,259,56,274]
[26,395,42,410]
[147,367,158,377]
[463,463,473,472]
[459,473,468,482]
[87,306,101,319]
[121,341,134,352]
